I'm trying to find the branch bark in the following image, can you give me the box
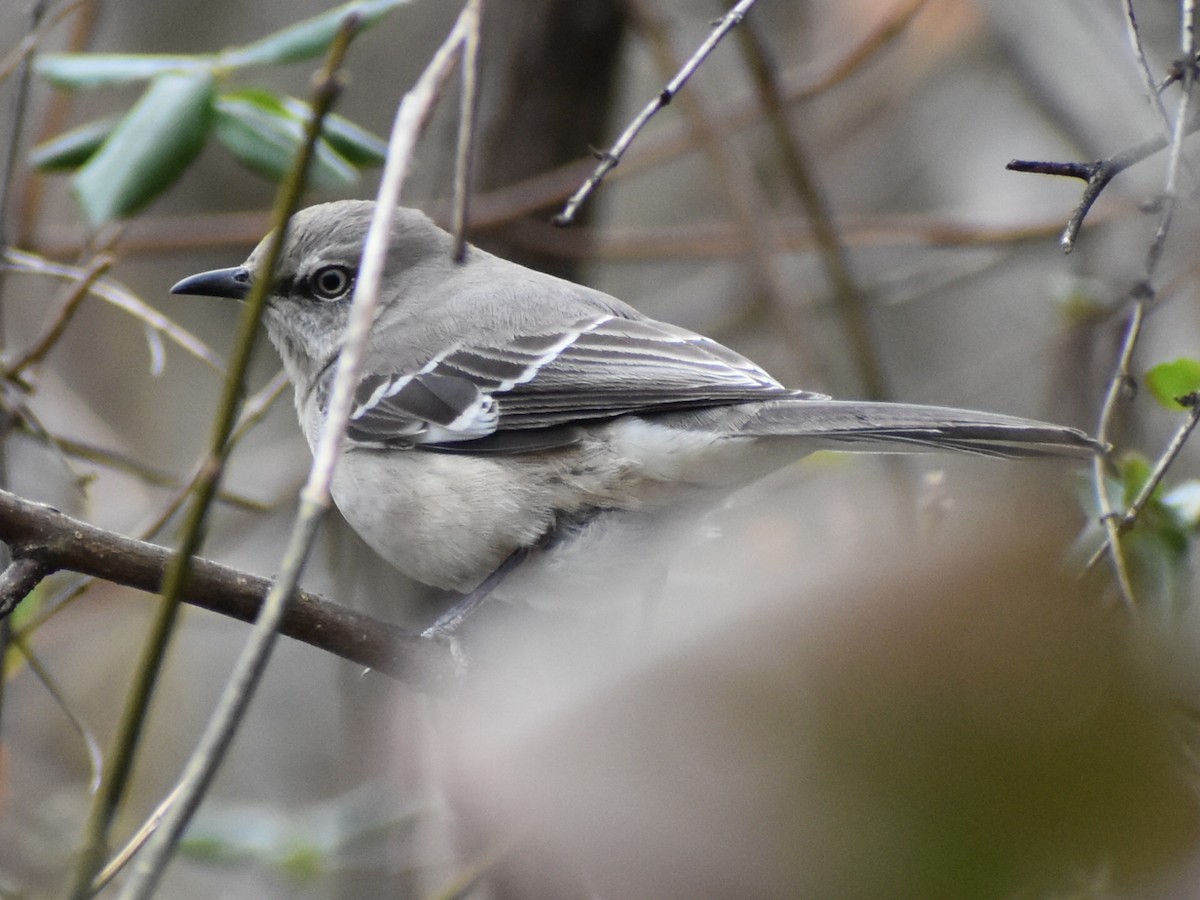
[0,488,455,689]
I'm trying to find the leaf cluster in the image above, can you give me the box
[29,0,400,225]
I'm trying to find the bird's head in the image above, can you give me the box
[171,200,450,391]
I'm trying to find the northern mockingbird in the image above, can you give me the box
[173,201,1097,632]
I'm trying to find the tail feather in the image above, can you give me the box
[736,400,1100,460]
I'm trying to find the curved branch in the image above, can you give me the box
[0,488,454,689]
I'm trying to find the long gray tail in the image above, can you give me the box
[735,399,1100,459]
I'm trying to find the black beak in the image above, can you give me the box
[170,266,252,300]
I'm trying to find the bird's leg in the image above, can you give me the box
[421,546,530,638]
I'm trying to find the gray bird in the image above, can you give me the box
[172,200,1097,632]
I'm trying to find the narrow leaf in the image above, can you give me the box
[222,0,409,68]
[29,117,118,171]
[35,53,206,89]
[280,97,386,166]
[1146,358,1200,410]
[72,71,216,226]
[213,93,357,189]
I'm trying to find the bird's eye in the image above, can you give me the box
[309,265,353,300]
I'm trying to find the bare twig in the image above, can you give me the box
[8,632,104,792]
[1123,0,1174,137]
[1007,134,1174,253]
[8,372,289,640]
[1084,2,1199,610]
[0,0,50,786]
[622,0,818,383]
[0,0,91,83]
[133,369,290,538]
[6,251,112,377]
[116,5,481,895]
[1087,395,1200,573]
[735,16,888,400]
[451,0,483,261]
[32,0,931,259]
[22,430,272,513]
[555,0,760,225]
[1008,4,1200,260]
[91,784,185,896]
[3,248,223,371]
[1089,299,1144,608]
[109,19,367,898]
[0,0,47,263]
[494,207,1129,260]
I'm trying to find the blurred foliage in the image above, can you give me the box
[30,0,397,225]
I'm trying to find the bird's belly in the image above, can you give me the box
[327,421,795,602]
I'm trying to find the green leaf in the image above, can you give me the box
[280,97,386,166]
[213,92,357,190]
[222,0,409,68]
[29,117,119,171]
[35,53,207,89]
[1119,453,1152,508]
[72,70,216,226]
[1146,358,1200,410]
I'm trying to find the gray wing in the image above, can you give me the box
[344,313,814,451]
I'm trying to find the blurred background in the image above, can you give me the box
[2,0,1200,896]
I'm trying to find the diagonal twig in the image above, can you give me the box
[115,4,483,896]
[555,0,760,225]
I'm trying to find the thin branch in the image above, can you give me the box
[493,206,1129,260]
[70,22,363,900]
[3,249,223,371]
[1089,299,1144,608]
[0,0,50,782]
[32,0,932,259]
[451,0,482,262]
[8,372,289,640]
[621,0,818,383]
[1086,395,1200,572]
[0,0,47,267]
[22,430,272,513]
[9,632,103,792]
[1007,133,1174,253]
[91,783,184,896]
[734,15,888,400]
[0,487,452,684]
[1085,2,1199,610]
[108,22,366,900]
[1123,0,1174,137]
[555,0,760,225]
[0,0,91,83]
[5,250,112,377]
[116,6,480,895]
[132,369,290,538]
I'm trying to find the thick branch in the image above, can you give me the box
[0,488,454,690]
